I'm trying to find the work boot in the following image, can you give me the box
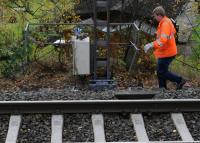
[176,78,186,90]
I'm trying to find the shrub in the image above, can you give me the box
[0,26,27,78]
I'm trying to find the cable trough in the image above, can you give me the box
[1,99,200,143]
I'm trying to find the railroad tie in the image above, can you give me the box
[171,113,194,142]
[51,115,63,143]
[5,115,21,143]
[92,114,106,142]
[131,114,149,142]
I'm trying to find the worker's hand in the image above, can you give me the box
[144,42,153,53]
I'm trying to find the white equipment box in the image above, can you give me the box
[72,37,90,75]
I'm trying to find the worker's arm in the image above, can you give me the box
[153,21,171,49]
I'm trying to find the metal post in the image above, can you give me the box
[106,0,111,79]
[24,23,30,62]
[93,0,97,79]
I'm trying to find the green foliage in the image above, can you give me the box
[170,56,200,80]
[0,47,25,78]
[2,0,80,24]
[0,0,80,78]
[190,15,200,61]
[0,46,26,78]
[0,26,27,78]
[191,16,200,40]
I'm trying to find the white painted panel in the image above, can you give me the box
[73,36,90,75]
[51,115,63,143]
[5,115,21,143]
[92,114,106,142]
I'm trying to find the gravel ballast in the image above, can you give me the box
[0,115,9,143]
[17,114,51,143]
[183,112,200,141]
[104,113,137,142]
[0,87,200,101]
[0,86,199,142]
[63,113,94,142]
[143,113,181,141]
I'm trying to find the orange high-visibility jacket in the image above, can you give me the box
[153,16,177,58]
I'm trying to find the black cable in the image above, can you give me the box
[190,46,200,60]
[183,13,200,59]
[184,13,200,40]
[172,0,200,40]
[180,23,200,32]
[177,0,190,16]
[175,58,200,72]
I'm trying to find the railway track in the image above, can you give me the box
[1,99,200,143]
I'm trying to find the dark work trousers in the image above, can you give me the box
[157,56,182,88]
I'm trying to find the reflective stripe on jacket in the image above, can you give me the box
[153,16,177,58]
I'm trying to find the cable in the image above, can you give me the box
[184,13,200,40]
[178,0,200,40]
[175,58,200,72]
[183,13,200,59]
[179,23,200,32]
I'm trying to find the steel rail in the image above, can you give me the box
[108,141,200,143]
[0,99,200,113]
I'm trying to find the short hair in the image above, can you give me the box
[152,6,166,17]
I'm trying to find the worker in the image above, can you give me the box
[144,6,186,90]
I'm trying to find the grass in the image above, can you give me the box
[170,55,200,81]
[0,23,23,40]
[191,15,200,41]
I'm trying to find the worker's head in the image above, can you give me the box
[152,6,166,22]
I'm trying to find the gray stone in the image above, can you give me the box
[176,1,199,43]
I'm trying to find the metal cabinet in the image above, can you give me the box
[72,37,90,75]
